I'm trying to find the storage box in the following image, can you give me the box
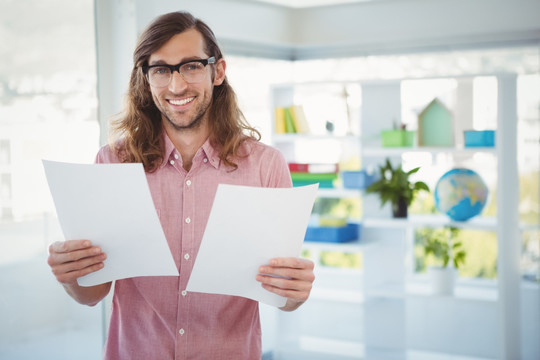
[381,130,415,147]
[464,130,495,147]
[341,170,375,190]
[304,223,360,243]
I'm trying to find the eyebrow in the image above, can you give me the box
[148,56,207,66]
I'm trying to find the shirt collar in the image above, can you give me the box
[160,131,221,170]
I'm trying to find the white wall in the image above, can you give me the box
[94,0,540,142]
[132,0,540,59]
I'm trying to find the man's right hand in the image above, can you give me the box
[47,240,106,286]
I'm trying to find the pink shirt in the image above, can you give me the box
[96,134,292,360]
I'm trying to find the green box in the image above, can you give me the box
[381,130,415,147]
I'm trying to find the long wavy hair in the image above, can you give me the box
[110,11,260,172]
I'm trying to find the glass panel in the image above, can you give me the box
[518,74,540,282]
[0,1,102,359]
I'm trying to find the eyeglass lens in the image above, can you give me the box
[148,61,208,87]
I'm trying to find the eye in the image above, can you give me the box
[183,62,204,72]
[150,66,170,75]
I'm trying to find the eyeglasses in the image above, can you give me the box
[142,57,216,87]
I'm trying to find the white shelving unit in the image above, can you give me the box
[268,74,526,360]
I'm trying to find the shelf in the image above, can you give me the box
[366,281,498,302]
[363,215,538,232]
[272,133,358,143]
[310,287,365,304]
[362,146,497,157]
[316,188,362,198]
[303,238,375,253]
[363,215,498,231]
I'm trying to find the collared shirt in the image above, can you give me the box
[96,133,292,360]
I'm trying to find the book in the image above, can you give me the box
[283,107,297,133]
[290,105,310,134]
[290,172,338,182]
[292,180,335,188]
[274,107,286,134]
[288,163,339,174]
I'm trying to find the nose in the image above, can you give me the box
[168,70,188,93]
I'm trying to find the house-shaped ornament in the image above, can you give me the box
[417,98,453,147]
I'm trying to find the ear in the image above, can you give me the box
[213,58,226,86]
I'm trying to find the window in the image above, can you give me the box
[0,1,102,358]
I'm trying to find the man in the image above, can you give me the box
[47,11,315,360]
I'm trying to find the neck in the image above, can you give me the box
[162,118,210,171]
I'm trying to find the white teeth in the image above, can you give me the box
[169,97,194,106]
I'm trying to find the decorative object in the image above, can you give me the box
[366,158,430,218]
[381,129,415,147]
[341,170,375,190]
[304,222,360,243]
[434,168,489,221]
[464,130,495,147]
[417,98,453,147]
[422,227,466,295]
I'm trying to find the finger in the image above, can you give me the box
[50,253,107,284]
[49,240,92,254]
[260,282,311,302]
[257,273,312,290]
[53,260,106,285]
[267,257,314,270]
[48,245,104,267]
[258,266,314,282]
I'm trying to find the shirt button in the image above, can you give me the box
[184,253,190,260]
[181,290,187,296]
[179,329,185,335]
[203,158,208,163]
[186,180,192,186]
[185,217,191,224]
[169,160,175,165]
[174,154,179,159]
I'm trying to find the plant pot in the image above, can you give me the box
[427,266,457,295]
[392,197,408,218]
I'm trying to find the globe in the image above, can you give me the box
[434,168,489,221]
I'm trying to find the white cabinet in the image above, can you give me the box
[268,75,526,360]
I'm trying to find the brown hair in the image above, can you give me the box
[110,11,260,172]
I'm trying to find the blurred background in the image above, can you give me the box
[0,0,538,359]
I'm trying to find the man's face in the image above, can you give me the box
[147,29,225,131]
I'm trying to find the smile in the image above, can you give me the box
[168,97,195,106]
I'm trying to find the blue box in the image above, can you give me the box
[304,223,360,243]
[464,130,495,147]
[342,171,375,190]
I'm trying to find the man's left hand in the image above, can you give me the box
[256,257,315,311]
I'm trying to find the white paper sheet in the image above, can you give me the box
[186,183,318,307]
[43,160,179,287]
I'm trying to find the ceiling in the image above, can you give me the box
[250,0,372,8]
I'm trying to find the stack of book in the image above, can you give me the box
[274,105,310,134]
[305,216,360,243]
[289,162,338,188]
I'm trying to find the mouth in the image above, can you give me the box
[168,97,195,106]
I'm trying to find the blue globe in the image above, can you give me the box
[434,168,489,221]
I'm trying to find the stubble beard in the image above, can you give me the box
[157,92,212,132]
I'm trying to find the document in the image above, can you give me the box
[186,183,318,307]
[43,160,179,287]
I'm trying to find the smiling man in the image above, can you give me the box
[46,11,315,360]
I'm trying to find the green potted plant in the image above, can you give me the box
[366,158,430,218]
[421,227,466,295]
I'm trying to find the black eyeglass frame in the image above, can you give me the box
[142,57,216,79]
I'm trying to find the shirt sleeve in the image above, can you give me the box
[95,144,120,164]
[263,146,292,189]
